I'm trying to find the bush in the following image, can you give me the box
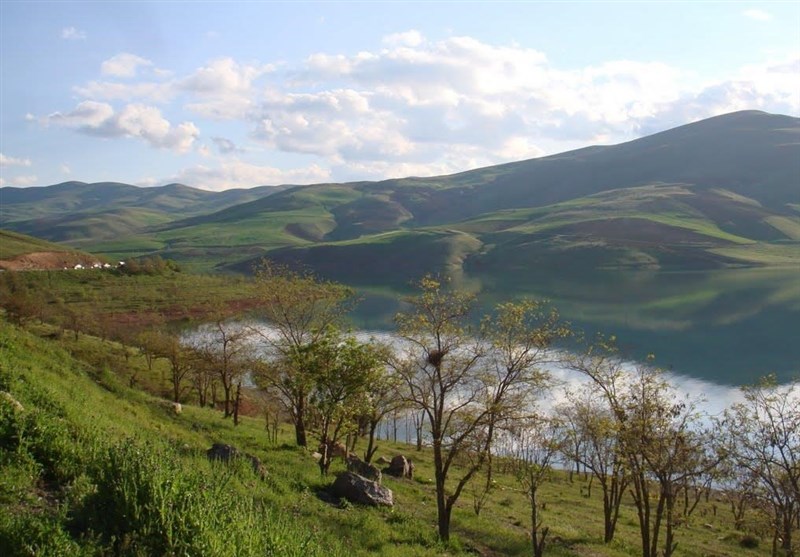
[739,534,760,549]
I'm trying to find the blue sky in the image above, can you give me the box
[1,1,798,190]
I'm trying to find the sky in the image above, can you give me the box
[1,1,798,191]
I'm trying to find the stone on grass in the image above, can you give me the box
[332,471,393,507]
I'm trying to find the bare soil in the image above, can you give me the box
[0,251,102,271]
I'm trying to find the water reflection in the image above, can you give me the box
[349,266,800,385]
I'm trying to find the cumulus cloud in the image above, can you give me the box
[61,26,86,40]
[40,31,800,185]
[0,153,32,167]
[167,160,331,191]
[743,9,772,21]
[43,101,199,153]
[179,57,274,119]
[101,53,154,78]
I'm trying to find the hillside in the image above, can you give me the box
[0,319,777,556]
[0,230,104,271]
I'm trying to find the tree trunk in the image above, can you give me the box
[233,381,242,426]
[364,418,379,463]
[434,442,450,542]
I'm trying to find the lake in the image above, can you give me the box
[350,266,800,386]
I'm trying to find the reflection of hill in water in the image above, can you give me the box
[351,267,800,386]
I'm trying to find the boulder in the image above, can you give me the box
[376,456,390,465]
[383,455,414,479]
[171,402,182,415]
[206,443,267,479]
[318,441,348,459]
[331,471,393,507]
[346,454,382,483]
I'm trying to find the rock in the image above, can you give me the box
[331,471,393,507]
[0,391,24,412]
[383,455,414,479]
[318,441,348,459]
[171,402,182,415]
[206,443,267,479]
[346,454,382,483]
[376,456,390,465]
[311,451,323,461]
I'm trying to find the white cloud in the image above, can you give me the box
[43,101,199,153]
[61,26,86,40]
[60,164,71,175]
[0,153,32,167]
[0,175,38,187]
[383,30,425,48]
[743,9,772,22]
[167,160,331,191]
[180,57,273,119]
[44,100,115,128]
[101,53,154,78]
[38,32,800,185]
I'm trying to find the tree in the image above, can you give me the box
[152,330,198,403]
[296,331,387,474]
[361,365,405,463]
[391,276,567,542]
[251,260,355,447]
[511,415,564,557]
[195,317,253,418]
[569,341,716,557]
[557,386,629,543]
[723,376,799,557]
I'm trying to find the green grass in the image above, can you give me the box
[0,317,781,556]
[0,230,75,260]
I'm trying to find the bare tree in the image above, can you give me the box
[557,386,629,543]
[569,341,716,557]
[391,277,567,542]
[511,415,564,557]
[195,318,253,418]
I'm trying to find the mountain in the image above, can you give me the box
[0,181,292,245]
[2,111,798,279]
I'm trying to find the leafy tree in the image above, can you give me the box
[722,376,799,557]
[294,331,387,474]
[251,260,354,446]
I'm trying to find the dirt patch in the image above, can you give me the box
[0,251,102,271]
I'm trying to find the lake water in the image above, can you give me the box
[350,266,800,386]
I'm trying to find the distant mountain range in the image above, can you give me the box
[1,110,798,285]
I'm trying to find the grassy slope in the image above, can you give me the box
[0,318,776,556]
[0,230,76,259]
